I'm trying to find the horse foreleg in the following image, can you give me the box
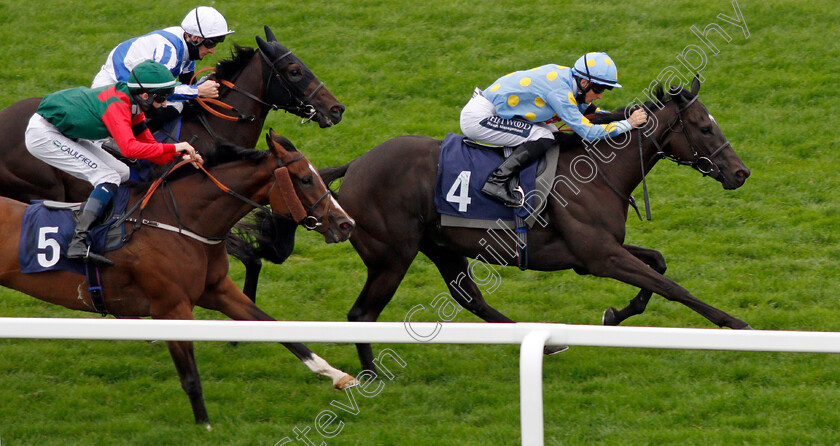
[165,339,210,428]
[602,245,667,326]
[197,277,356,389]
[594,246,750,329]
[156,301,209,427]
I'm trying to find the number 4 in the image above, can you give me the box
[446,170,472,212]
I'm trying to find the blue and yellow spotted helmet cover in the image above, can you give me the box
[573,52,622,88]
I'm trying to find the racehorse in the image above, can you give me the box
[0,26,344,204]
[305,78,750,373]
[0,130,355,427]
[0,27,353,387]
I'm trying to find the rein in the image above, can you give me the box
[191,46,323,125]
[591,94,730,221]
[117,153,326,244]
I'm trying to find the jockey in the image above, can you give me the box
[25,60,203,267]
[459,52,648,207]
[91,6,235,131]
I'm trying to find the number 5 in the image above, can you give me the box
[37,226,60,268]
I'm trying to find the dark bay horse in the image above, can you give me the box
[312,79,751,373]
[0,26,344,204]
[0,130,355,427]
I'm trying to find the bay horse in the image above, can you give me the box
[311,78,751,373]
[0,27,351,388]
[0,130,355,427]
[0,25,344,204]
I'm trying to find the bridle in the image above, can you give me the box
[117,152,332,244]
[647,93,731,177]
[259,48,324,124]
[588,92,731,221]
[193,46,324,124]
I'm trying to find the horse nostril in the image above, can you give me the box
[736,168,751,180]
[340,221,353,232]
[331,104,345,119]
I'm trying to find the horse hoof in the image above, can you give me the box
[544,345,569,355]
[736,324,753,330]
[334,374,359,390]
[603,307,618,326]
[205,423,213,432]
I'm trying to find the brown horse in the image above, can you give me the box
[0,26,344,204]
[0,130,355,426]
[0,27,352,389]
[302,79,750,373]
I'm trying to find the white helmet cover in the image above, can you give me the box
[181,6,235,38]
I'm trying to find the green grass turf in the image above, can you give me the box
[1,0,840,444]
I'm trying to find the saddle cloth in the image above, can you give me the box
[433,133,558,229]
[19,187,130,275]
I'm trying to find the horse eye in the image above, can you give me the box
[701,127,712,134]
[301,176,313,185]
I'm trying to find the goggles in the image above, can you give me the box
[590,84,613,94]
[152,89,174,104]
[200,35,225,48]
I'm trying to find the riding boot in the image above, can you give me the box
[66,183,117,267]
[480,138,554,207]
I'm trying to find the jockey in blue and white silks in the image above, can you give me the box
[91,7,234,130]
[459,52,648,207]
[92,27,199,103]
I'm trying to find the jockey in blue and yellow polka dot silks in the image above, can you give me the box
[481,54,630,142]
[460,51,646,207]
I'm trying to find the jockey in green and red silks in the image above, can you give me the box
[460,52,648,207]
[25,60,202,266]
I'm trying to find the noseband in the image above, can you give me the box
[268,153,332,231]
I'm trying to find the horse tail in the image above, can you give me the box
[227,209,297,265]
[319,162,352,186]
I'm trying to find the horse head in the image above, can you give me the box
[265,129,354,243]
[661,77,750,190]
[256,26,345,128]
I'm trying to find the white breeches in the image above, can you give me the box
[25,114,130,187]
[459,88,556,147]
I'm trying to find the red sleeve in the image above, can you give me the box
[101,102,178,165]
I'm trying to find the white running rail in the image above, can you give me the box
[3,318,840,446]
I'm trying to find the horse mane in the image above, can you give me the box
[203,142,268,167]
[214,45,258,81]
[126,143,268,189]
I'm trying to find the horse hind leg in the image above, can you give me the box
[602,245,666,326]
[418,239,568,355]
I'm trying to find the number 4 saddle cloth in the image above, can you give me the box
[19,188,129,274]
[433,133,559,230]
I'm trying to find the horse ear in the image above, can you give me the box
[690,76,701,96]
[266,129,298,155]
[668,84,684,102]
[256,36,274,57]
[264,25,277,43]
